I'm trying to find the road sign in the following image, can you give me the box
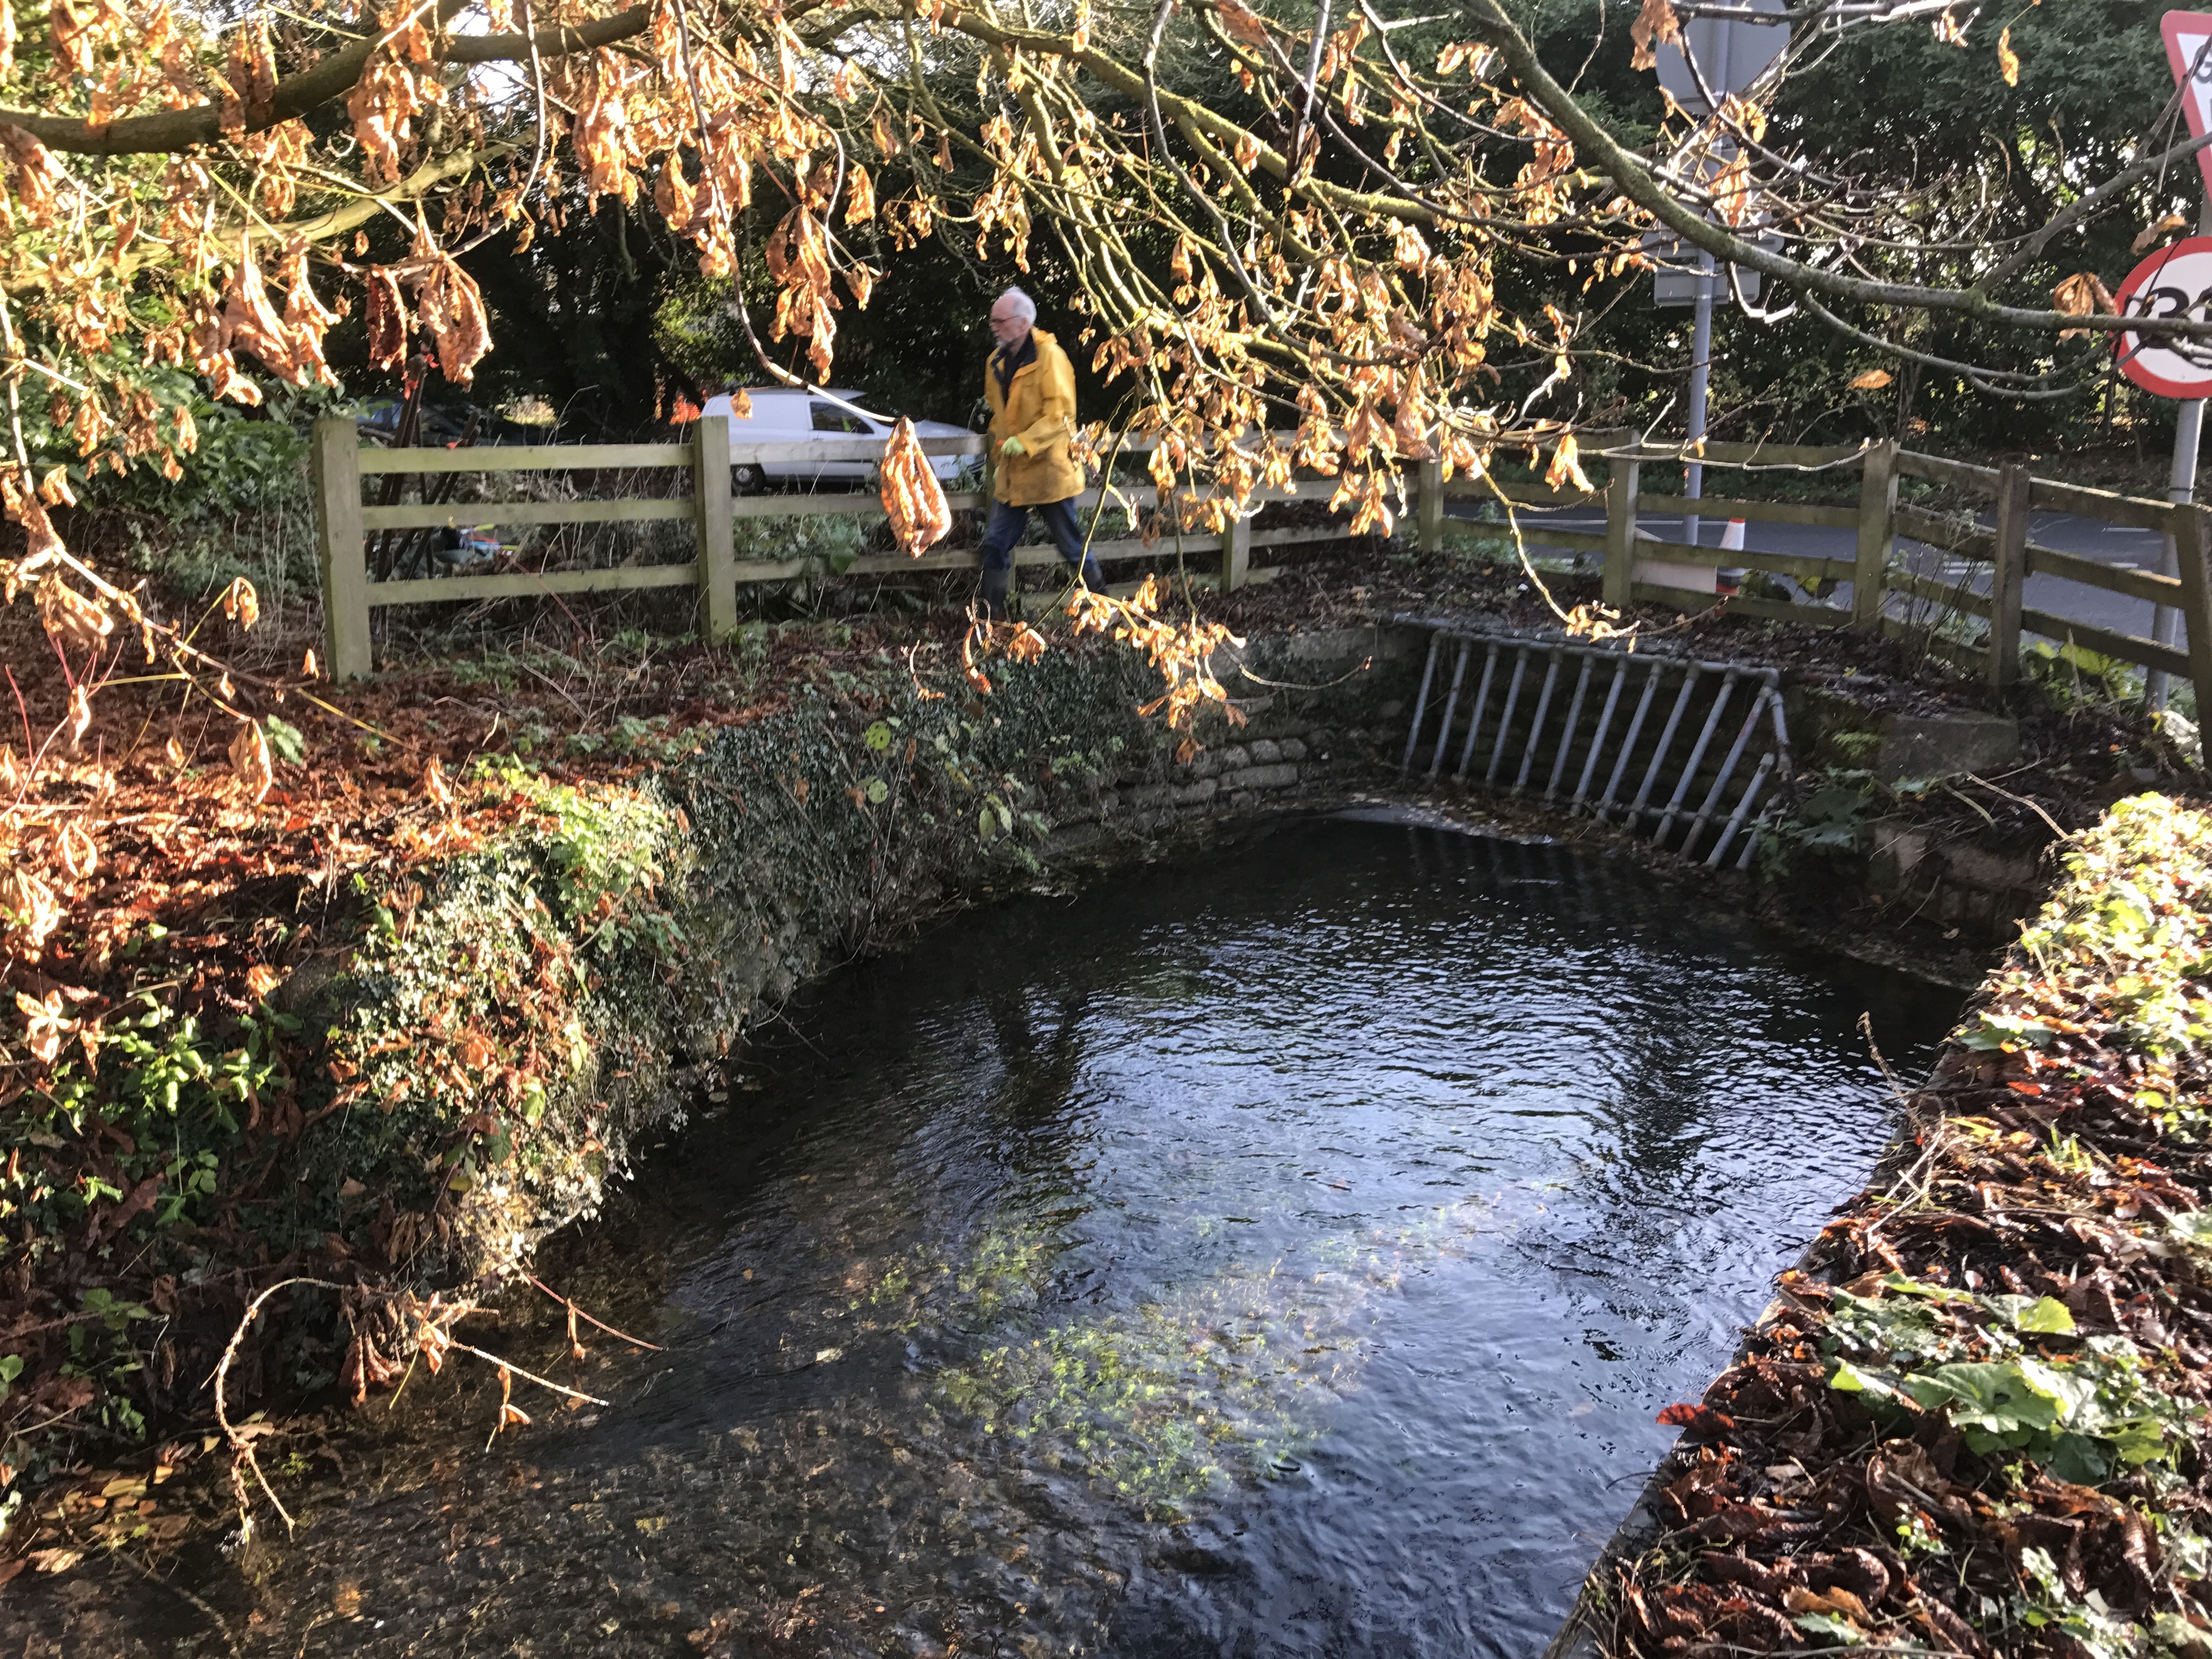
[1654,0,1789,115]
[2162,13,2212,196]
[2115,236,2212,399]
[1643,229,1782,306]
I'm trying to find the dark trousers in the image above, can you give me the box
[978,497,1104,617]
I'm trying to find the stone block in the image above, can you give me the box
[1212,744,1251,773]
[1127,783,1171,808]
[1248,738,1282,764]
[1189,752,1224,780]
[1279,737,1310,761]
[1226,762,1299,791]
[1173,776,1221,806]
[1878,713,2018,784]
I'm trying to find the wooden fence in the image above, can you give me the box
[311,416,2212,714]
[1448,432,2212,715]
[312,414,1356,679]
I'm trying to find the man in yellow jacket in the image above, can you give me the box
[980,287,1103,618]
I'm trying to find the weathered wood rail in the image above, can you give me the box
[312,415,2212,710]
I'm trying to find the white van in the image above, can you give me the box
[699,387,977,493]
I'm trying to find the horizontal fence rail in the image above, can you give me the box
[311,416,2212,710]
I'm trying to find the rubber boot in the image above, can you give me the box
[979,565,1010,621]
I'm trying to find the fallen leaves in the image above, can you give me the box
[1607,797,2212,1659]
[1848,368,1894,391]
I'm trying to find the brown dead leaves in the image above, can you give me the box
[2054,270,2118,339]
[880,417,951,556]
[228,720,273,804]
[1066,574,1247,738]
[1629,0,1683,71]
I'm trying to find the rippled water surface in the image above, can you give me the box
[25,816,1961,1658]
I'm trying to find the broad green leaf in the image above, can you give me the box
[1902,1360,2064,1433]
[1793,1613,1866,1647]
[1827,1358,1895,1395]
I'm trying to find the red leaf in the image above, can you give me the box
[1658,1403,1737,1440]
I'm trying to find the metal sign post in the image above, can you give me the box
[1651,1,1787,545]
[1685,251,1717,548]
[2114,232,2212,707]
[2131,13,2212,707]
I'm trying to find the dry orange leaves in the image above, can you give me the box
[880,419,952,557]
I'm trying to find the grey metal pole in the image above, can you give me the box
[2150,397,2204,712]
[1684,248,1716,549]
[2149,194,2212,713]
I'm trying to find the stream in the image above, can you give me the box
[19,814,1960,1657]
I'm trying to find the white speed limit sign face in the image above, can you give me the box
[2117,235,2212,400]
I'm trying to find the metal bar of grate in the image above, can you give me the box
[1512,652,1565,794]
[1543,657,1596,802]
[1453,644,1503,780]
[1399,631,1443,777]
[1485,650,1531,785]
[1595,662,1666,820]
[1652,670,1740,848]
[1426,640,1474,780]
[1679,681,1773,858]
[1709,750,1776,868]
[1624,666,1702,830]
[1571,661,1630,811]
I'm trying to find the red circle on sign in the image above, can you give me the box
[2114,235,2212,400]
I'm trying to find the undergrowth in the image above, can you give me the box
[1594,795,2212,1659]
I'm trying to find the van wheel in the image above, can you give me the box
[733,464,765,494]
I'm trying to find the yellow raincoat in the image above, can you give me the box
[984,328,1082,506]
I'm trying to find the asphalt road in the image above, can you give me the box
[1447,503,2177,647]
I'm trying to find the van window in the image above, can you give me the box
[810,402,872,435]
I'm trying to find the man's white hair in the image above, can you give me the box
[996,286,1037,323]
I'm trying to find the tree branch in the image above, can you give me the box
[1465,0,2212,341]
[0,2,645,156]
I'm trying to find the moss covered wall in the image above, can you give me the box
[276,625,1424,1291]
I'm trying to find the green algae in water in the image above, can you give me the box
[831,1194,1520,1519]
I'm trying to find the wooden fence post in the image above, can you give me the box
[1602,455,1640,610]
[1988,462,2029,686]
[2171,503,2212,721]
[311,415,371,680]
[1852,439,1897,627]
[1418,453,1444,556]
[1221,512,1250,592]
[693,415,735,639]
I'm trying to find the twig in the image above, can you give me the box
[1962,772,2068,843]
[447,1342,610,1406]
[212,1276,348,1538]
[524,1273,663,1350]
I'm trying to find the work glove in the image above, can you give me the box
[1000,436,1028,458]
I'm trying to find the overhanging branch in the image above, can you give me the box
[0,2,645,156]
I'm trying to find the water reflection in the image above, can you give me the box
[13,816,1959,1658]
